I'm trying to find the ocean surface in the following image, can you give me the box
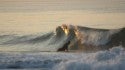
[0,24,125,70]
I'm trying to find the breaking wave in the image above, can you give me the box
[0,24,124,51]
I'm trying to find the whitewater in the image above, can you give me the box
[0,24,125,70]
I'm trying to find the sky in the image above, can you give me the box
[0,0,125,34]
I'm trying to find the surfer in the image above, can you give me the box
[57,41,71,52]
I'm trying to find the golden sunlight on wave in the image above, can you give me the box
[61,24,69,36]
[74,26,83,40]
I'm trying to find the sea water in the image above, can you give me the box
[0,25,124,70]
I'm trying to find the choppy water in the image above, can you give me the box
[0,46,125,70]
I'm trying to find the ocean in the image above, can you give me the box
[0,24,125,70]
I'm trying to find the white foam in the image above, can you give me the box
[54,46,125,70]
[0,46,124,70]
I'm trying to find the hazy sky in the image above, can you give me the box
[0,0,125,34]
[0,0,125,12]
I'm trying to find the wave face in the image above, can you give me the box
[0,24,124,51]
